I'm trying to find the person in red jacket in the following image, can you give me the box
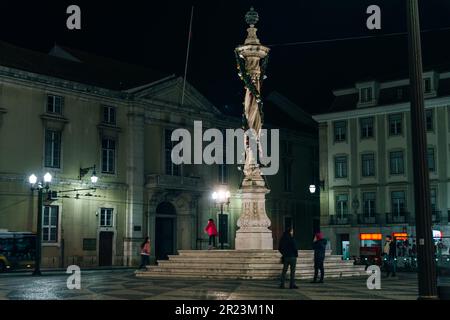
[139,237,151,269]
[204,219,218,250]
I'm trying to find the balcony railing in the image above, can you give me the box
[329,214,352,225]
[432,210,441,223]
[385,212,411,224]
[357,214,379,225]
[145,174,204,191]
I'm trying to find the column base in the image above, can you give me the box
[235,227,273,250]
[123,238,141,267]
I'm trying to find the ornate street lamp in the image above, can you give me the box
[79,165,98,184]
[212,189,231,250]
[28,172,53,276]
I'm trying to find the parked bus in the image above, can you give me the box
[0,231,36,272]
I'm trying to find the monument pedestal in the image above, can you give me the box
[235,227,273,250]
[235,176,273,250]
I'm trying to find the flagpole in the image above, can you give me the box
[181,6,194,107]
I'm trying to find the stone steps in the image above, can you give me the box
[136,250,366,280]
[176,250,332,257]
[166,256,345,263]
[136,270,365,280]
[156,261,356,269]
[148,266,362,274]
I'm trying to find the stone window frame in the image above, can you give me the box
[359,116,375,140]
[388,149,405,176]
[334,154,349,179]
[46,94,65,115]
[361,152,376,178]
[388,113,404,137]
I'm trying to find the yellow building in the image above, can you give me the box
[0,42,319,267]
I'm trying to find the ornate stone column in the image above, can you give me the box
[234,8,273,250]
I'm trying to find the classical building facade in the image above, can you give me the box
[0,42,319,267]
[313,70,450,261]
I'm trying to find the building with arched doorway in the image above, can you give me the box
[0,42,319,267]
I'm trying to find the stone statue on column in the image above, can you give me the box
[234,7,273,250]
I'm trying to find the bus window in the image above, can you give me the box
[15,236,36,260]
[1,233,36,271]
[0,238,14,259]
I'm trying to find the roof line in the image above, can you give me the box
[124,74,177,93]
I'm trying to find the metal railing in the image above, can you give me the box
[357,214,379,225]
[432,210,441,223]
[146,174,203,191]
[329,214,352,225]
[385,212,411,224]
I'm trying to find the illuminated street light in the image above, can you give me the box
[28,174,37,185]
[90,167,98,184]
[80,165,98,184]
[212,188,231,250]
[43,172,52,183]
[28,173,54,276]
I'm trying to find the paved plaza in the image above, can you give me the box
[0,270,419,300]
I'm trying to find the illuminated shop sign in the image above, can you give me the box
[360,233,382,240]
[392,232,408,240]
[433,230,442,239]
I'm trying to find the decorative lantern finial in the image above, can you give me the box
[245,7,259,27]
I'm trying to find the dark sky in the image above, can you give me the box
[1,0,450,114]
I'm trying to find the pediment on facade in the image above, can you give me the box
[129,76,221,117]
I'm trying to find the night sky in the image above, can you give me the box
[1,0,450,114]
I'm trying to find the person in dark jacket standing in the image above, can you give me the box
[278,227,298,289]
[312,232,327,283]
[384,235,397,277]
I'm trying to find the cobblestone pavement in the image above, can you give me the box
[0,270,419,300]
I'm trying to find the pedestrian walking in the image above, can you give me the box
[204,219,218,250]
[383,235,397,277]
[311,232,327,283]
[278,227,298,289]
[139,237,151,270]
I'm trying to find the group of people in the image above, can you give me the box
[278,228,327,289]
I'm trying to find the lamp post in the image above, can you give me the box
[212,190,231,250]
[28,172,53,276]
[406,0,438,299]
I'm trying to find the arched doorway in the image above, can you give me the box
[155,202,176,260]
